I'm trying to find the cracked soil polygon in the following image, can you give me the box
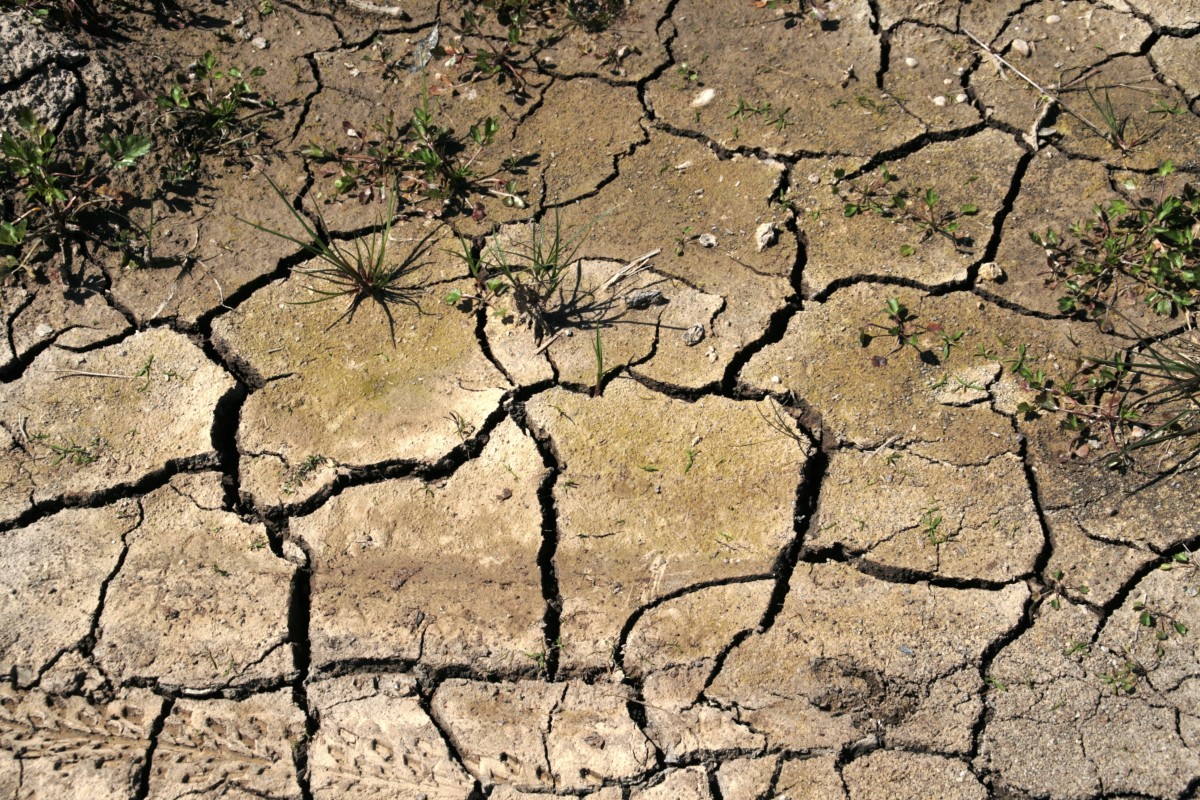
[0,501,138,686]
[291,417,547,673]
[93,478,294,692]
[525,381,809,672]
[0,328,235,506]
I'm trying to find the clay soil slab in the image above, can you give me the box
[843,751,986,799]
[646,0,924,157]
[0,501,138,686]
[557,128,795,389]
[146,691,305,800]
[978,593,1200,798]
[291,418,548,673]
[307,673,475,800]
[707,561,1028,753]
[0,685,163,800]
[810,449,1042,582]
[525,381,809,672]
[211,228,509,507]
[0,328,234,507]
[93,478,294,692]
[432,678,655,792]
[796,128,1025,295]
[5,287,130,366]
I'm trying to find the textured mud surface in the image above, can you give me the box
[2,0,1199,797]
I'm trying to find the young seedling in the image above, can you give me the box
[835,166,975,252]
[859,298,964,366]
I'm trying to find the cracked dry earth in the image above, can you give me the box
[2,0,1200,798]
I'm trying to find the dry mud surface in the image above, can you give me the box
[2,0,1200,798]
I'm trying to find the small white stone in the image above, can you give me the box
[698,233,718,248]
[955,92,969,103]
[755,222,778,252]
[771,375,782,384]
[251,36,268,49]
[904,56,919,68]
[691,88,717,108]
[1012,38,1031,57]
[1045,14,1061,24]
[933,95,948,106]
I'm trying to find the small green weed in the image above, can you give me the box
[859,298,964,366]
[302,90,522,217]
[447,209,595,341]
[834,166,977,253]
[1033,162,1199,323]
[155,52,276,176]
[1,107,150,281]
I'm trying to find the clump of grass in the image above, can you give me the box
[447,209,596,341]
[1033,162,1199,326]
[238,176,437,340]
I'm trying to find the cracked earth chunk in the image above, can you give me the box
[1022,414,1200,554]
[309,674,474,800]
[1053,56,1200,171]
[485,255,722,388]
[0,13,83,84]
[647,0,923,157]
[977,593,1200,799]
[535,0,670,83]
[742,286,1027,462]
[717,755,778,800]
[431,680,559,790]
[212,234,508,507]
[797,128,1024,294]
[775,755,846,800]
[8,288,130,361]
[883,24,980,132]
[970,2,1150,134]
[0,685,162,799]
[989,150,1113,317]
[0,328,234,505]
[491,788,623,800]
[0,426,33,525]
[526,382,808,671]
[292,418,546,673]
[434,679,654,791]
[708,562,1027,752]
[625,583,772,761]
[1100,0,1200,31]
[842,751,985,799]
[94,480,294,691]
[558,128,794,389]
[810,450,1042,582]
[633,766,712,799]
[147,691,304,800]
[0,501,137,686]
[1152,35,1200,103]
[508,79,644,205]
[1043,510,1156,606]
[108,159,310,326]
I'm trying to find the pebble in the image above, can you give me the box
[1045,14,1061,24]
[698,233,718,248]
[691,88,717,108]
[904,56,919,68]
[755,222,778,252]
[625,289,666,310]
[1011,38,1031,57]
[933,95,948,106]
[683,324,706,346]
[955,92,968,103]
[251,36,268,50]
